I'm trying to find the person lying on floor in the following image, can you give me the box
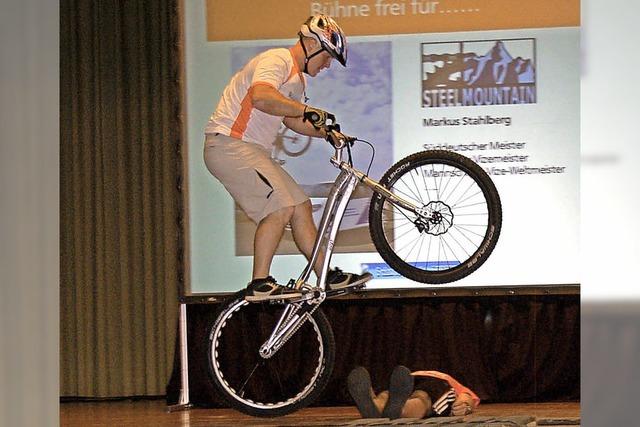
[347,365,480,419]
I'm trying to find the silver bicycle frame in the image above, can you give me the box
[297,143,423,290]
[259,141,422,358]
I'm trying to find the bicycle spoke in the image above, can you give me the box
[438,163,445,200]
[408,169,425,205]
[238,362,262,397]
[437,235,442,270]
[427,230,433,268]
[443,227,472,261]
[383,203,416,224]
[420,166,431,203]
[431,164,440,200]
[404,231,425,263]
[453,224,486,240]
[413,233,426,269]
[455,201,488,210]
[273,364,286,398]
[439,235,460,269]
[382,220,415,231]
[395,232,425,257]
[451,180,477,207]
[387,222,422,244]
[393,179,422,205]
[452,189,484,209]
[438,166,457,201]
[441,172,466,203]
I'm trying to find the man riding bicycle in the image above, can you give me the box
[204,14,372,301]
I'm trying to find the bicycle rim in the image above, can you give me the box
[208,297,332,414]
[371,150,501,283]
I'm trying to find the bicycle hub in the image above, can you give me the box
[416,201,454,236]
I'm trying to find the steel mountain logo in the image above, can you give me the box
[421,38,537,108]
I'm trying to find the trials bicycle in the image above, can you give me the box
[206,122,502,417]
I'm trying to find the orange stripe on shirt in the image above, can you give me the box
[229,82,276,140]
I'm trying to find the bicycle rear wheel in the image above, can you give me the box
[369,150,502,284]
[206,291,335,417]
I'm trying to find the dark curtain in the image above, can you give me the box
[60,0,184,397]
[167,295,579,406]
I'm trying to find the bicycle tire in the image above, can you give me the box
[369,150,502,284]
[206,290,336,417]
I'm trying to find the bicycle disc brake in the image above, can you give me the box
[415,201,454,236]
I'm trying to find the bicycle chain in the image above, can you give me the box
[259,282,365,359]
[260,295,325,359]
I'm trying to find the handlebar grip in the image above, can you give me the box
[325,123,340,133]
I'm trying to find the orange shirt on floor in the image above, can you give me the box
[411,370,480,408]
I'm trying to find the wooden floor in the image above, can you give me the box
[60,399,580,426]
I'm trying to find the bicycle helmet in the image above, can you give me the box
[299,14,347,73]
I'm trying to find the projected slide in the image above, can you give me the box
[185,0,580,293]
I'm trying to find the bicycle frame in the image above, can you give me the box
[258,140,424,358]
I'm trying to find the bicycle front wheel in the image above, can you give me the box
[206,291,335,417]
[369,150,502,284]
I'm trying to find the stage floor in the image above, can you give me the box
[60,399,580,426]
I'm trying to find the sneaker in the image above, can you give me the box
[326,268,372,290]
[347,366,382,419]
[381,365,414,419]
[244,276,302,302]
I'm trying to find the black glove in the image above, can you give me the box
[303,105,335,130]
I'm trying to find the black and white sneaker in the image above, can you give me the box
[327,268,372,290]
[244,276,302,302]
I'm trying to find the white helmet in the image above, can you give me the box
[299,15,348,71]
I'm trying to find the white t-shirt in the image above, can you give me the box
[205,48,306,150]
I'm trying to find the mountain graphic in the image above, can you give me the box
[423,41,535,88]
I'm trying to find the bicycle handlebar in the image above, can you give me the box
[323,120,375,176]
[324,123,356,149]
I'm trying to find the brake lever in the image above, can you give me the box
[336,132,357,147]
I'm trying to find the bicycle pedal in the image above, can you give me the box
[326,283,366,298]
[266,298,290,305]
[273,288,322,304]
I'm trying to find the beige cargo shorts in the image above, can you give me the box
[203,133,309,224]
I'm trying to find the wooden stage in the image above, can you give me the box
[60,399,580,426]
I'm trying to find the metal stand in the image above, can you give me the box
[167,303,193,412]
